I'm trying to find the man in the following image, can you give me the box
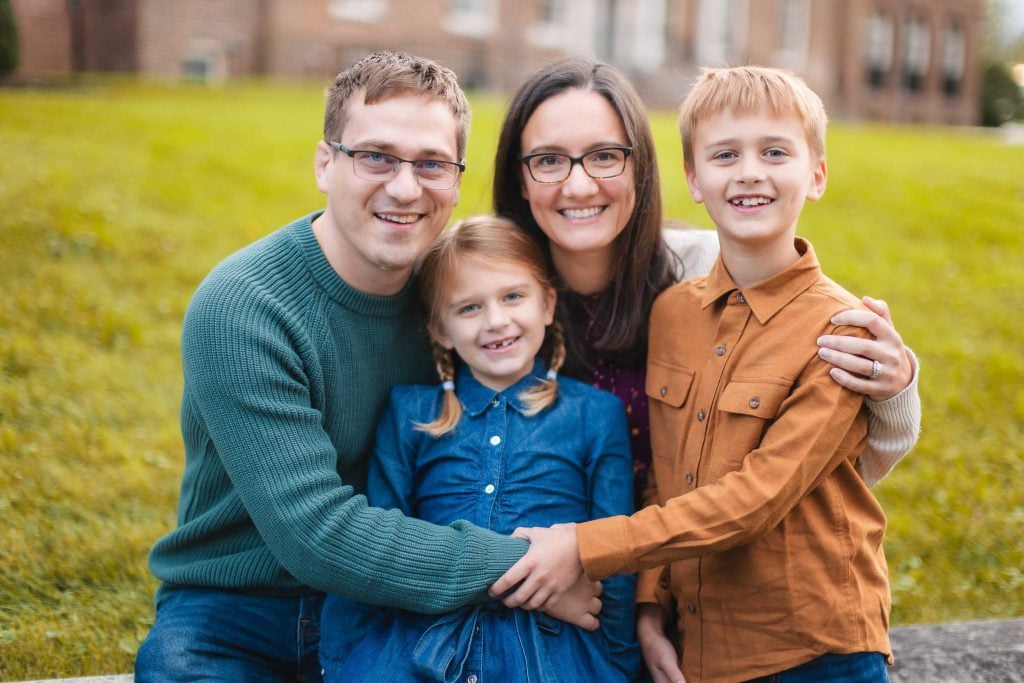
[135,51,597,681]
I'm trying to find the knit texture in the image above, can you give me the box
[148,212,527,611]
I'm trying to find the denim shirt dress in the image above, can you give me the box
[320,360,639,682]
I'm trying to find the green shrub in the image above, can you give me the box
[0,0,18,76]
[980,59,1024,126]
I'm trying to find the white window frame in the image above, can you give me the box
[328,0,389,23]
[865,9,895,72]
[443,0,498,37]
[941,21,966,82]
[696,0,748,67]
[774,0,809,72]
[612,0,667,73]
[903,14,931,80]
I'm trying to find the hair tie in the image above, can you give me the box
[442,380,455,391]
[546,369,558,381]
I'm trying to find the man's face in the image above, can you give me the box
[314,93,462,295]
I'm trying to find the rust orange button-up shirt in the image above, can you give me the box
[576,240,892,682]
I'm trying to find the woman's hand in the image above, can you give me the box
[816,296,915,402]
[637,603,686,683]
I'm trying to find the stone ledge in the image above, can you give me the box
[16,618,1024,683]
[889,617,1024,683]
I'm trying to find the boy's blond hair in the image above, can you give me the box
[679,65,828,171]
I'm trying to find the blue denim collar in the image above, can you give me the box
[455,358,549,417]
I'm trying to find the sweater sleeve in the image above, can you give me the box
[180,279,527,612]
[858,349,922,486]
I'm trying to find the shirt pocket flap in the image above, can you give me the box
[645,361,695,408]
[718,380,789,418]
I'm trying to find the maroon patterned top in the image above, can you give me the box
[563,290,652,505]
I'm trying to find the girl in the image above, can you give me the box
[320,216,639,682]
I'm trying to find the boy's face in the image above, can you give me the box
[684,108,826,251]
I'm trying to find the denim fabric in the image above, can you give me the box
[747,652,889,683]
[134,586,324,682]
[321,361,638,682]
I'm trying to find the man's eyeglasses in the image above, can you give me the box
[327,142,465,190]
[518,146,633,184]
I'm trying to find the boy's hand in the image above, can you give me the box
[488,523,583,610]
[538,573,603,631]
[816,296,914,402]
[637,603,686,683]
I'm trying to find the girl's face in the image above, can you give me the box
[518,89,637,275]
[432,257,555,392]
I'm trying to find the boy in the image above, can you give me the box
[493,66,892,682]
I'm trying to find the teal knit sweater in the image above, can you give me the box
[148,212,527,612]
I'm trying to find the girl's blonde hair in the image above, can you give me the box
[678,65,828,171]
[416,215,566,437]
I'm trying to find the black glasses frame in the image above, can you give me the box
[327,141,465,189]
[518,146,633,183]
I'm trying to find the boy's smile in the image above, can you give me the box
[685,109,826,283]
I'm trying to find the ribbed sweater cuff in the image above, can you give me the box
[861,348,922,486]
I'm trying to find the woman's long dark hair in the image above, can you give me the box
[493,56,679,376]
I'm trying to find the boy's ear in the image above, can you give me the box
[806,157,828,202]
[685,164,704,204]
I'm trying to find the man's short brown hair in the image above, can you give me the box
[324,51,470,160]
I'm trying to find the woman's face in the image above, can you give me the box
[518,89,636,274]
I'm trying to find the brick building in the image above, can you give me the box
[10,0,985,124]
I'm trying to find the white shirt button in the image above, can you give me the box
[484,484,495,494]
[489,435,501,446]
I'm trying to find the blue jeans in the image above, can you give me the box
[747,652,889,682]
[134,586,325,683]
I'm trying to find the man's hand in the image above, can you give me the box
[488,523,583,610]
[637,603,685,683]
[538,573,603,631]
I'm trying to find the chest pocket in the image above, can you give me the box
[645,361,695,469]
[710,380,791,479]
[718,380,789,419]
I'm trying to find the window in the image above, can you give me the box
[613,0,668,73]
[941,20,966,96]
[444,0,497,36]
[865,9,894,88]
[328,0,388,22]
[529,0,573,49]
[696,0,748,67]
[902,14,930,92]
[775,0,809,72]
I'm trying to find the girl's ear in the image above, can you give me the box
[428,321,455,350]
[542,288,557,326]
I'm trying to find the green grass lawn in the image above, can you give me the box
[1,78,1022,678]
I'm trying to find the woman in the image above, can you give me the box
[492,56,920,500]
